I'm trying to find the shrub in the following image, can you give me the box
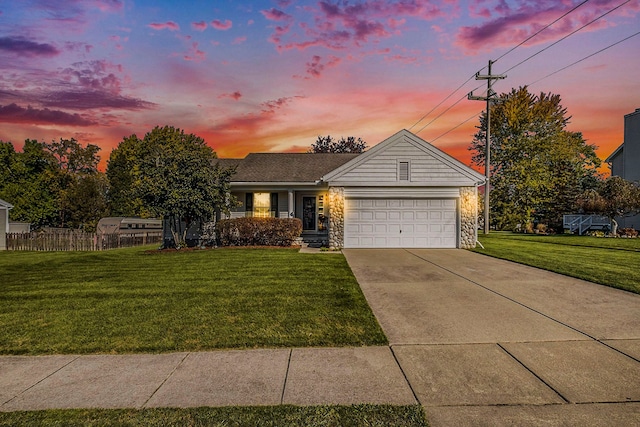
[617,227,638,238]
[534,223,548,234]
[216,217,303,246]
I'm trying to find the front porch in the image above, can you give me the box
[226,189,330,247]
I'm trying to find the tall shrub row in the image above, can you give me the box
[215,217,302,246]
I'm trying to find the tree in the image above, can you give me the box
[0,140,61,228]
[577,176,640,235]
[309,135,367,153]
[44,138,106,230]
[470,86,601,230]
[107,126,235,247]
[0,138,108,230]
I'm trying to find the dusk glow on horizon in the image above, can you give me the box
[1,0,639,170]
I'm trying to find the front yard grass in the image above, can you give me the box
[473,232,640,294]
[0,247,387,355]
[0,405,428,427]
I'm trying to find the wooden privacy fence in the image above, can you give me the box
[6,230,163,251]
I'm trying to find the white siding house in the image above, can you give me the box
[221,129,484,249]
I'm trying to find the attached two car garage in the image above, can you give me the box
[344,198,457,248]
[322,130,484,250]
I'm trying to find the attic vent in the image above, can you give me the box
[399,161,410,181]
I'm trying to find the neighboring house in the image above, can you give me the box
[0,198,13,250]
[605,108,640,229]
[97,217,162,235]
[220,129,484,249]
[8,222,31,233]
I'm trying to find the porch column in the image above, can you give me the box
[288,190,295,218]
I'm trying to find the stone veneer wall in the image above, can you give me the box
[328,187,344,249]
[459,186,477,249]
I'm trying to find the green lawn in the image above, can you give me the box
[473,233,640,294]
[0,405,428,427]
[0,247,387,355]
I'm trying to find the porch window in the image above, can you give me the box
[244,192,279,217]
[253,192,271,218]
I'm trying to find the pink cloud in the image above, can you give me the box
[232,36,247,45]
[191,21,207,31]
[0,37,59,57]
[148,21,180,31]
[0,103,96,126]
[219,92,242,101]
[184,42,205,62]
[261,96,304,113]
[455,0,637,54]
[301,55,341,79]
[211,19,232,30]
[270,0,453,52]
[261,8,292,21]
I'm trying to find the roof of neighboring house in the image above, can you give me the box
[217,153,361,182]
[605,143,624,163]
[0,198,13,209]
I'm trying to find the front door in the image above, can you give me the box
[302,196,316,231]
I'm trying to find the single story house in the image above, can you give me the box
[219,129,484,249]
[0,198,13,250]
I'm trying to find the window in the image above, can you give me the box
[253,193,271,218]
[399,161,410,181]
[246,192,279,217]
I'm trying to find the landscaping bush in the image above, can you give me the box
[216,217,303,246]
[617,227,638,238]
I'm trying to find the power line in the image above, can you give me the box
[430,110,480,143]
[409,69,485,131]
[426,28,640,146]
[529,29,640,86]
[408,0,630,140]
[409,0,591,133]
[414,83,483,134]
[502,0,633,74]
[493,0,591,64]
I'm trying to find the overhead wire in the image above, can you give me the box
[493,0,591,64]
[410,0,594,134]
[430,110,482,143]
[414,83,483,134]
[408,71,484,131]
[410,0,634,143]
[425,28,640,144]
[528,29,640,86]
[501,0,633,74]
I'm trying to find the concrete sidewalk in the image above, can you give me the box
[1,346,416,411]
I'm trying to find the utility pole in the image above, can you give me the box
[468,60,505,234]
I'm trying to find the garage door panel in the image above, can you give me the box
[361,224,374,233]
[344,197,457,248]
[375,211,388,220]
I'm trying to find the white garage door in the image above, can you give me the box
[344,198,457,248]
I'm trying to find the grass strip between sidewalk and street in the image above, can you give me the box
[0,405,429,427]
[472,232,640,294]
[0,246,387,355]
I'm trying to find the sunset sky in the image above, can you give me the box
[1,0,639,170]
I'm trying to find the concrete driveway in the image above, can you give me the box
[343,249,640,426]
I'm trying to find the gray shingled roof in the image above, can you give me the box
[217,153,360,183]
